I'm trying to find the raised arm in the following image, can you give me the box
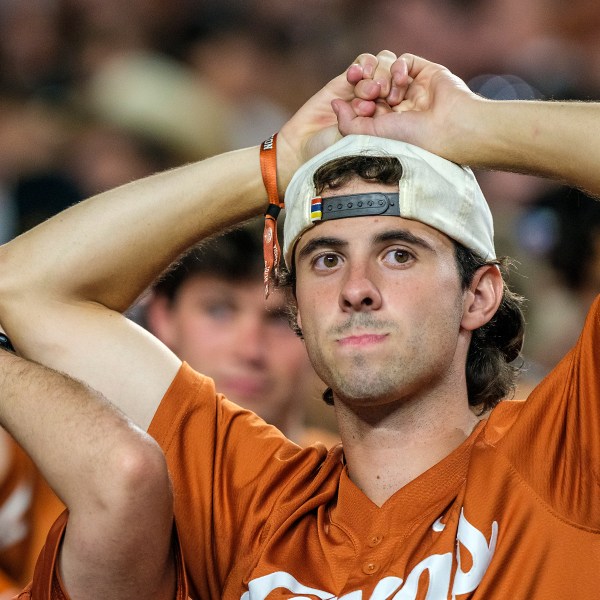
[334,53,600,196]
[0,53,389,430]
[0,350,175,599]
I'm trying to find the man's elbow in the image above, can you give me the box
[106,434,173,521]
[59,436,175,598]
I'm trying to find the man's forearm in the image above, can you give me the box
[453,99,600,196]
[0,146,267,314]
[0,146,272,428]
[338,53,600,197]
[0,351,175,599]
[0,352,154,508]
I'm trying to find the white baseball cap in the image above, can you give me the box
[283,135,495,267]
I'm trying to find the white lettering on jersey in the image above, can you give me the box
[432,517,446,533]
[452,508,498,597]
[241,572,332,600]
[0,482,33,549]
[393,553,452,599]
[241,509,498,599]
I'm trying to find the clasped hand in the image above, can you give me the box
[278,50,479,190]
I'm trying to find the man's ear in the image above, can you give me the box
[461,265,503,331]
[145,295,177,348]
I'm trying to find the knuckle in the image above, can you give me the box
[377,49,397,60]
[355,52,377,63]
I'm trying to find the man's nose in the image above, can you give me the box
[235,316,266,363]
[339,264,382,313]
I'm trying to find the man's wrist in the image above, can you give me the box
[274,130,302,197]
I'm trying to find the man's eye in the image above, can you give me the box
[314,254,340,269]
[204,302,235,319]
[384,249,412,264]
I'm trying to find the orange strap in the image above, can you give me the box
[260,133,284,297]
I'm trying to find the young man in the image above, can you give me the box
[144,220,338,447]
[1,50,599,597]
[0,344,180,599]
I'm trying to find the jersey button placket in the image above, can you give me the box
[361,532,385,575]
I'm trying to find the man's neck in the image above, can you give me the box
[335,393,481,507]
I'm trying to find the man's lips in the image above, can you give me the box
[337,333,388,347]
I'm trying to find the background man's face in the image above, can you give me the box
[149,274,318,426]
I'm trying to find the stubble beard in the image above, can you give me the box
[306,313,412,405]
[306,311,461,408]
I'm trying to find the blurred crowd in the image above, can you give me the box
[2,0,600,400]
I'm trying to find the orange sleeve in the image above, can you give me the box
[498,294,600,525]
[15,511,189,600]
[20,476,63,586]
[13,510,67,600]
[149,363,331,599]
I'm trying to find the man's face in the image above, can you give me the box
[294,181,468,409]
[149,275,316,426]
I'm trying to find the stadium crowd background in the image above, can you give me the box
[1,0,600,395]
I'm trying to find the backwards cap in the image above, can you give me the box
[283,135,495,268]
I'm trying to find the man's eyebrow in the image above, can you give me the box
[297,229,436,263]
[373,229,435,252]
[297,237,348,261]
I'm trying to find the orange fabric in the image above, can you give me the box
[149,295,600,599]
[16,512,189,599]
[0,439,63,593]
[21,480,63,585]
[15,510,68,600]
[0,440,35,592]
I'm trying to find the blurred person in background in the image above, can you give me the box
[183,0,353,121]
[144,219,339,447]
[0,0,69,98]
[0,94,72,242]
[182,11,291,150]
[516,186,600,379]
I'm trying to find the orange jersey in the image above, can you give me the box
[146,295,600,599]
[23,295,600,598]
